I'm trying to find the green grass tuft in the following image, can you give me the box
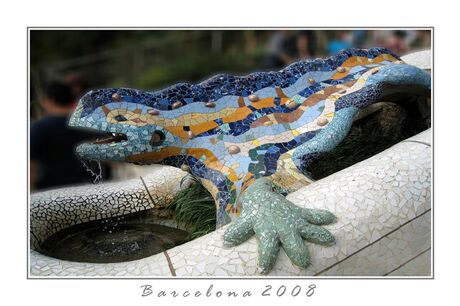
[167,177,216,240]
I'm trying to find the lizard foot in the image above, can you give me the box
[223,177,336,274]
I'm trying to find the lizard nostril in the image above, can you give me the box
[150,130,165,146]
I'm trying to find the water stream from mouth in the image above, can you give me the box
[80,158,103,184]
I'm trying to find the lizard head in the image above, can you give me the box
[69,88,181,164]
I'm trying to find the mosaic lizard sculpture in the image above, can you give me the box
[69,47,431,274]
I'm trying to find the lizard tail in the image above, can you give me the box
[336,63,431,111]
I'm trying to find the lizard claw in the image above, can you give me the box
[223,177,336,274]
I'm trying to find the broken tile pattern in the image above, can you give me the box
[30,166,186,249]
[318,213,431,276]
[387,249,431,276]
[66,48,433,226]
[401,49,432,71]
[30,249,172,277]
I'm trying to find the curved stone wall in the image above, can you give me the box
[30,166,186,249]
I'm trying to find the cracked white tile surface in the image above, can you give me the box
[387,249,431,276]
[401,50,431,71]
[30,250,172,277]
[30,166,186,249]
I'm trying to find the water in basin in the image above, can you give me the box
[39,209,188,263]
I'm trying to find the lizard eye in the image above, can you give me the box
[114,114,128,122]
[150,130,165,146]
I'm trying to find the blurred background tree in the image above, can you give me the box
[29,29,431,191]
[30,29,430,119]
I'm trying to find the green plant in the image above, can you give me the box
[137,52,263,89]
[167,176,216,240]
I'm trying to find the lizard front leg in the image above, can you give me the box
[223,177,335,273]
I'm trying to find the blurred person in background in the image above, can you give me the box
[410,30,431,50]
[351,30,367,48]
[296,30,316,60]
[261,30,298,69]
[64,72,90,102]
[261,30,317,69]
[327,31,352,55]
[30,81,109,190]
[383,30,409,55]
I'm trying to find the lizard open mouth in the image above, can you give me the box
[92,132,128,145]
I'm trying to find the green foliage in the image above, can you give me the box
[310,125,402,179]
[138,52,263,89]
[310,102,428,179]
[167,177,216,240]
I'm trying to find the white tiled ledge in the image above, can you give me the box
[401,49,431,71]
[30,166,187,249]
[30,129,431,277]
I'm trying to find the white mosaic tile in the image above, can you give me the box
[30,166,186,249]
[401,50,431,71]
[319,213,431,276]
[387,249,431,276]
[30,249,172,277]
